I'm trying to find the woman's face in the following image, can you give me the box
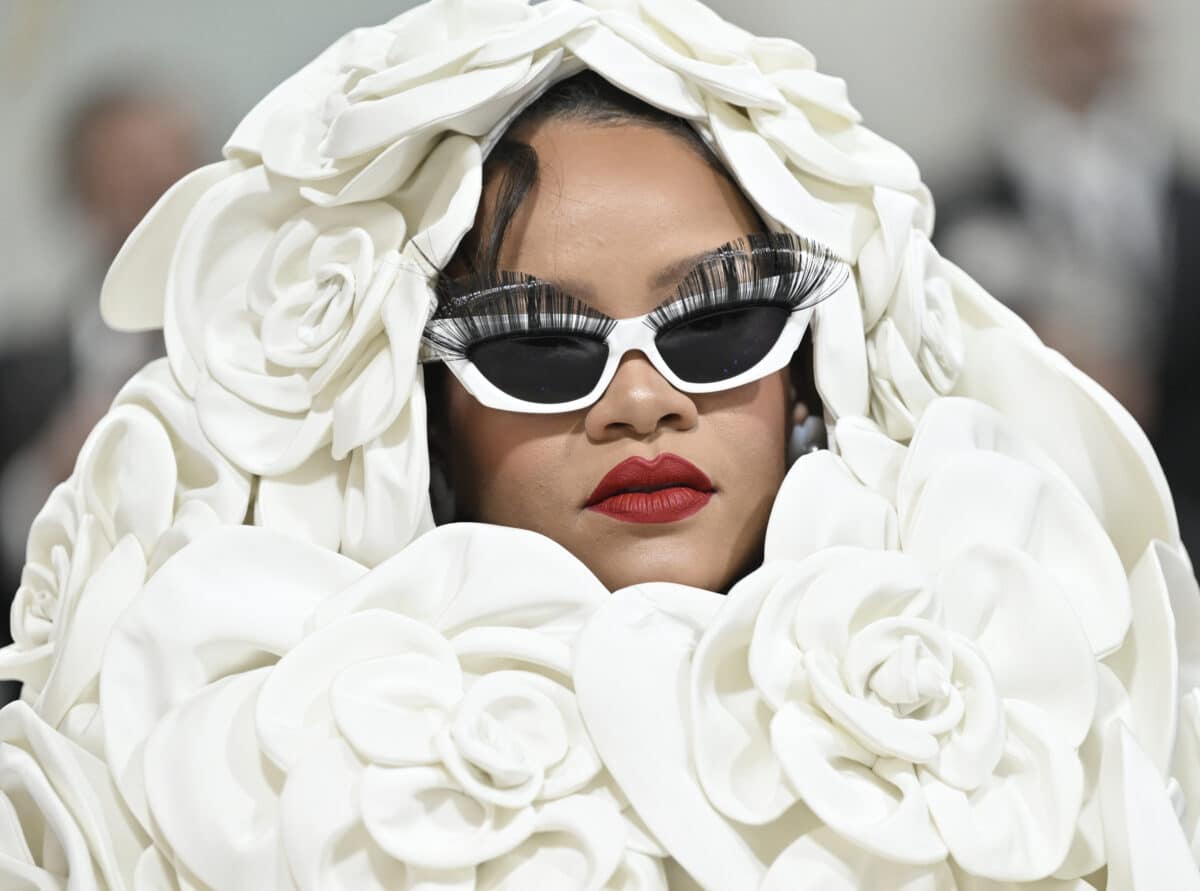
[442,119,794,592]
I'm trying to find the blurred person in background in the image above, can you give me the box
[936,0,1200,560]
[0,81,204,621]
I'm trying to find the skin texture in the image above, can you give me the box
[442,119,795,592]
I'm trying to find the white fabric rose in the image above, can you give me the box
[100,523,665,890]
[576,584,1101,891]
[692,545,1094,882]
[104,150,457,564]
[0,701,147,890]
[0,361,250,744]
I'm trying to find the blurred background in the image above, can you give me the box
[2,0,1199,648]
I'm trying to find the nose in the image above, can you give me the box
[584,351,699,441]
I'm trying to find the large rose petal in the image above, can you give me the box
[75,406,176,557]
[338,391,435,566]
[323,57,533,159]
[313,523,608,637]
[771,704,947,865]
[692,562,822,824]
[34,536,146,729]
[764,450,897,563]
[0,487,98,689]
[101,528,365,829]
[254,449,348,552]
[165,164,307,394]
[447,671,600,805]
[775,550,934,661]
[704,95,861,261]
[761,828,956,891]
[934,547,1097,749]
[360,763,537,869]
[257,611,462,771]
[0,703,147,891]
[922,702,1084,883]
[111,358,251,525]
[142,670,286,891]
[276,737,427,891]
[900,398,1131,658]
[1100,721,1200,890]
[1173,690,1200,861]
[0,742,109,889]
[473,795,634,890]
[101,160,244,332]
[562,20,706,119]
[950,321,1177,569]
[1105,541,1183,774]
[1153,540,1200,694]
[577,587,766,889]
[597,7,783,109]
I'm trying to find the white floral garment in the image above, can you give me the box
[1,0,1197,888]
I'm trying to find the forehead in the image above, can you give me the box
[476,119,763,318]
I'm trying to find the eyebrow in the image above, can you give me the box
[534,235,752,305]
[648,241,741,291]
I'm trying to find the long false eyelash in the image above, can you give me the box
[646,232,849,331]
[421,271,617,362]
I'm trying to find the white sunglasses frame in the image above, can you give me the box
[426,301,818,414]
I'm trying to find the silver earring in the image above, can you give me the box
[787,415,827,465]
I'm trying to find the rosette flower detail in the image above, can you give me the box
[100,523,666,890]
[0,360,250,744]
[693,545,1094,881]
[102,142,461,564]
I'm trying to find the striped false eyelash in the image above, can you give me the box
[419,231,848,362]
[645,231,849,332]
[420,271,617,363]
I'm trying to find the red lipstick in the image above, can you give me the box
[586,454,714,524]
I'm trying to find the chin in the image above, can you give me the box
[585,540,748,593]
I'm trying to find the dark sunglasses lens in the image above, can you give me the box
[470,335,608,404]
[656,306,791,384]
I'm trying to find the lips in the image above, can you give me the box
[586,454,714,524]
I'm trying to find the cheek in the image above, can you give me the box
[699,369,791,489]
[445,378,578,526]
